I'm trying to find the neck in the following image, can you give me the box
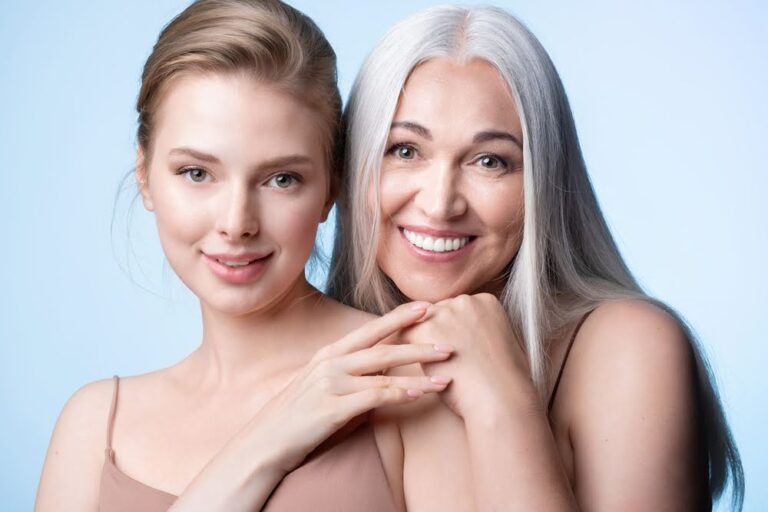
[188,275,328,389]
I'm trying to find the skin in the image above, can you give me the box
[371,58,709,511]
[33,61,708,511]
[376,59,524,301]
[35,72,457,512]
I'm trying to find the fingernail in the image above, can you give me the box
[406,389,423,398]
[434,343,454,353]
[430,375,452,385]
[409,302,430,311]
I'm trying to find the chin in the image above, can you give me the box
[194,284,275,317]
[395,278,466,303]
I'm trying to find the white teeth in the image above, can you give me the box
[403,229,469,253]
[218,259,252,267]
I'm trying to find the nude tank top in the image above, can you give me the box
[98,376,398,512]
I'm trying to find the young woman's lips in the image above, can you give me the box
[398,226,476,262]
[203,252,273,284]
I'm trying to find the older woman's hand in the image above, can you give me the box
[400,293,540,420]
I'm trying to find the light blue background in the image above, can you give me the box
[1,1,765,510]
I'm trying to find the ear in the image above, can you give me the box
[320,198,334,223]
[135,147,154,212]
[320,176,337,223]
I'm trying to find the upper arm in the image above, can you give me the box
[380,364,476,512]
[35,379,114,512]
[563,300,708,512]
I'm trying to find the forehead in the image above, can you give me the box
[151,73,325,163]
[395,58,522,137]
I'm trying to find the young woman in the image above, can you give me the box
[35,1,455,510]
[329,5,745,511]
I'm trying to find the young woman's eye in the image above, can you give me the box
[387,143,418,160]
[178,167,210,183]
[268,173,299,188]
[475,154,508,170]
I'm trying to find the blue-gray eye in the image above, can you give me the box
[186,168,208,182]
[272,173,295,188]
[396,145,416,160]
[479,155,504,169]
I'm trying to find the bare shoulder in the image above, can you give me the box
[36,378,116,511]
[561,298,695,424]
[571,298,691,373]
[315,295,377,335]
[556,299,707,510]
[49,377,116,452]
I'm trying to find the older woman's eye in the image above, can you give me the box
[476,155,507,170]
[387,143,418,160]
[178,167,210,182]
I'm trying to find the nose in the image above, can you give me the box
[413,160,467,220]
[217,182,259,241]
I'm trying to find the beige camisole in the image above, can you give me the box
[98,376,398,511]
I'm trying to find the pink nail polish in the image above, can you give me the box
[407,389,423,398]
[434,343,454,353]
[430,375,452,385]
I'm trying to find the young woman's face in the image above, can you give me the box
[138,73,330,315]
[375,58,525,302]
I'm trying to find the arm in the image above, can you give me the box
[563,300,707,510]
[36,379,114,512]
[462,299,706,511]
[462,377,577,511]
[405,296,707,511]
[169,303,453,512]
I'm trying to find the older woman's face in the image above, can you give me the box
[375,58,525,302]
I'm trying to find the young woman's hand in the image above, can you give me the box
[170,301,452,512]
[248,300,455,473]
[399,293,539,420]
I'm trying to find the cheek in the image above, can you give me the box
[268,192,326,253]
[377,170,412,218]
[150,180,209,252]
[480,181,525,254]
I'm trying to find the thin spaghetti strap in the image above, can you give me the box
[105,375,120,460]
[547,310,595,413]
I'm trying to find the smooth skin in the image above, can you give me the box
[35,73,455,511]
[371,58,708,511]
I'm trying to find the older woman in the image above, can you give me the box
[329,5,744,511]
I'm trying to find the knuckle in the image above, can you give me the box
[311,346,331,363]
[478,292,498,306]
[312,358,335,376]
[325,406,346,428]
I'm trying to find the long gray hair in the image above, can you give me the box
[327,5,743,509]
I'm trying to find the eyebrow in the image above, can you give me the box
[168,147,314,169]
[391,121,432,140]
[473,130,522,149]
[169,147,220,163]
[390,122,522,149]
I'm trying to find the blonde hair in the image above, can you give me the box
[136,0,342,188]
[328,5,743,509]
